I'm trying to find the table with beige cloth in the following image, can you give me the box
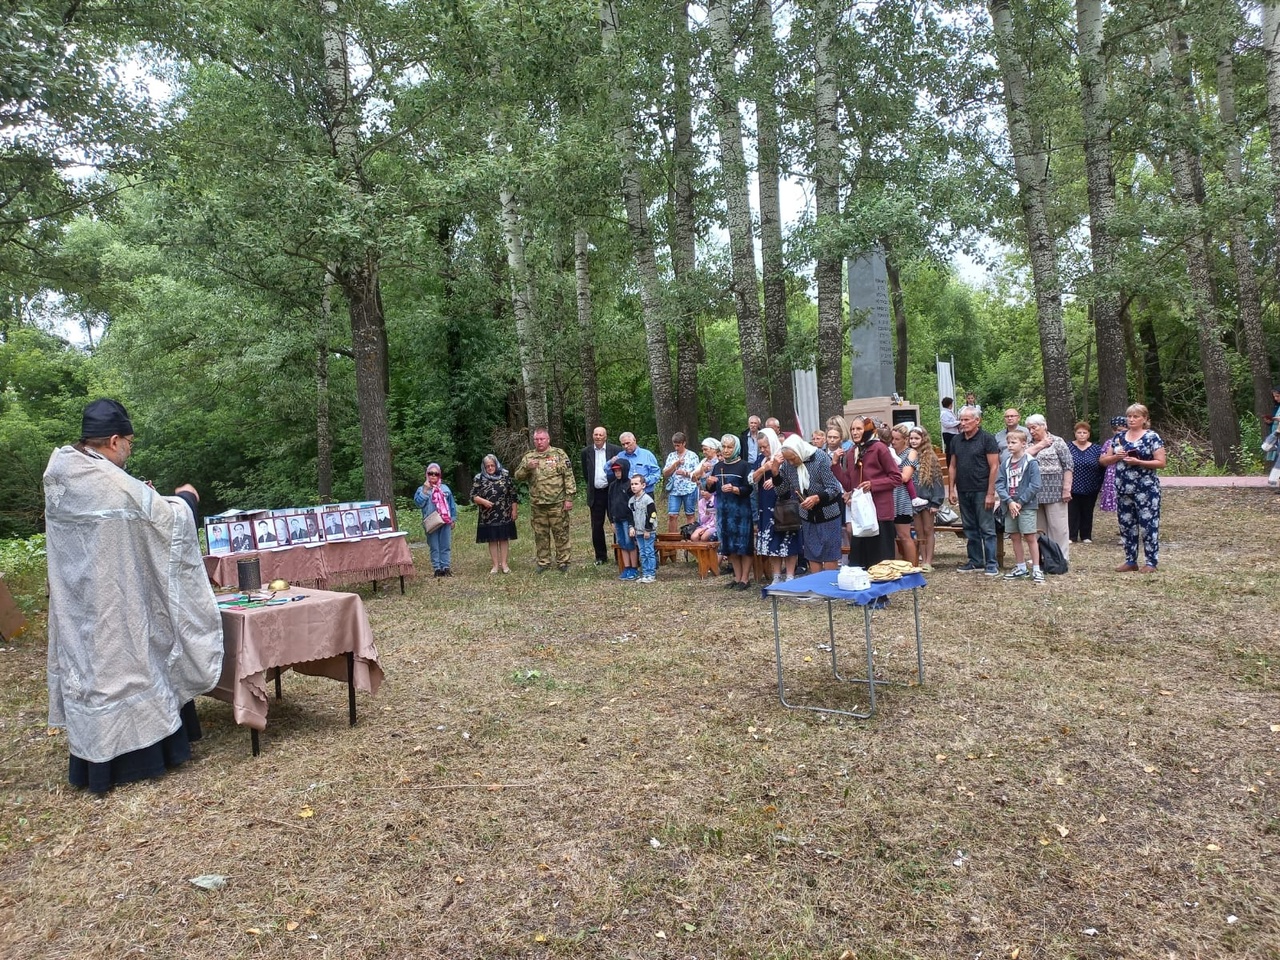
[202,533,415,591]
[208,587,384,754]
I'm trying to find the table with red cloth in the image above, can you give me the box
[203,533,415,591]
[207,587,385,754]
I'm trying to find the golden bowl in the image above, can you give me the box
[268,579,290,592]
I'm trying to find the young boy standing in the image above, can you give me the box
[995,427,1044,583]
[628,473,658,583]
[608,460,638,580]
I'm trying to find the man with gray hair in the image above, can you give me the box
[946,404,1001,575]
[612,432,660,495]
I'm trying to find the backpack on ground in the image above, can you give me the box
[1037,533,1068,575]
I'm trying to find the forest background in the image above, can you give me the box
[2,0,1280,540]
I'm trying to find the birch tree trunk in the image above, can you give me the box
[670,0,701,441]
[600,0,678,447]
[1164,28,1239,467]
[708,0,769,419]
[320,0,393,504]
[1216,37,1274,425]
[1074,0,1128,425]
[989,0,1073,434]
[500,186,549,430]
[813,0,844,416]
[1262,1,1280,286]
[754,0,794,424]
[574,227,600,436]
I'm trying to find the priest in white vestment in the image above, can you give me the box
[44,399,224,793]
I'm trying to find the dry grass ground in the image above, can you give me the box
[0,489,1277,959]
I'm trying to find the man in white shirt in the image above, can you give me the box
[580,427,621,565]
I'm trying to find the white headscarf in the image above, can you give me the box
[782,433,819,492]
[756,427,781,462]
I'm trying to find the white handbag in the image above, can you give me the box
[846,489,879,538]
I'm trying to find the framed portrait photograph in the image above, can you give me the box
[322,510,346,540]
[205,522,231,556]
[358,507,379,535]
[375,504,393,532]
[342,510,362,538]
[229,521,256,554]
[285,513,311,545]
[253,519,280,549]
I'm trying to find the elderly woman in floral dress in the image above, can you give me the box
[1025,414,1074,561]
[471,454,517,574]
[1099,403,1166,572]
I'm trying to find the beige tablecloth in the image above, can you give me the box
[208,587,384,731]
[203,535,414,590]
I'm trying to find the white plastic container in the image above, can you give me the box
[838,565,871,592]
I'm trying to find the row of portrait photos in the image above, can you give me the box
[204,504,395,556]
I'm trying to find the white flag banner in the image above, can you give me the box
[936,357,955,414]
[793,368,820,438]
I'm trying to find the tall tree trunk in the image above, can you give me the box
[600,0,678,447]
[1262,1,1280,295]
[1075,0,1128,426]
[500,186,549,430]
[1164,28,1239,467]
[321,0,393,504]
[708,0,769,419]
[316,265,335,502]
[574,227,600,437]
[813,0,844,415]
[341,255,394,502]
[989,0,1074,434]
[670,0,701,442]
[884,237,908,395]
[754,0,793,424]
[1217,38,1274,425]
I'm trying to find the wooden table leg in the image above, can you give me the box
[346,651,357,726]
[251,728,260,757]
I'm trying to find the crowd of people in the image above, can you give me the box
[410,398,1172,586]
[37,390,1221,795]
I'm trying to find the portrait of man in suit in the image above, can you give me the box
[580,426,622,565]
[230,523,254,552]
[343,511,361,536]
[255,520,277,547]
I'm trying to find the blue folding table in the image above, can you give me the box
[762,570,926,719]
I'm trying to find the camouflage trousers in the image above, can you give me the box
[530,503,571,567]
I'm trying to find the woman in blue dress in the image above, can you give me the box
[750,426,800,585]
[1099,404,1166,572]
[708,434,754,590]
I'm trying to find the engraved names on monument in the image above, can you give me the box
[847,249,895,399]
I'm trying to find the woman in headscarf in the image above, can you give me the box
[414,462,458,577]
[750,426,800,584]
[777,433,845,573]
[707,434,754,590]
[471,454,518,574]
[691,436,722,485]
[846,416,902,570]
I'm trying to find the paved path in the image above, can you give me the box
[1161,475,1275,488]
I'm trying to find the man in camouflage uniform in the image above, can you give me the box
[514,427,576,572]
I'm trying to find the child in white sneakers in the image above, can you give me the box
[996,427,1044,583]
[628,474,659,583]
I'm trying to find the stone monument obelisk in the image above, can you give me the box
[847,248,894,399]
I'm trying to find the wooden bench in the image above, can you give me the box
[614,534,721,579]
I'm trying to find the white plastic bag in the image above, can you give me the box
[847,489,879,537]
